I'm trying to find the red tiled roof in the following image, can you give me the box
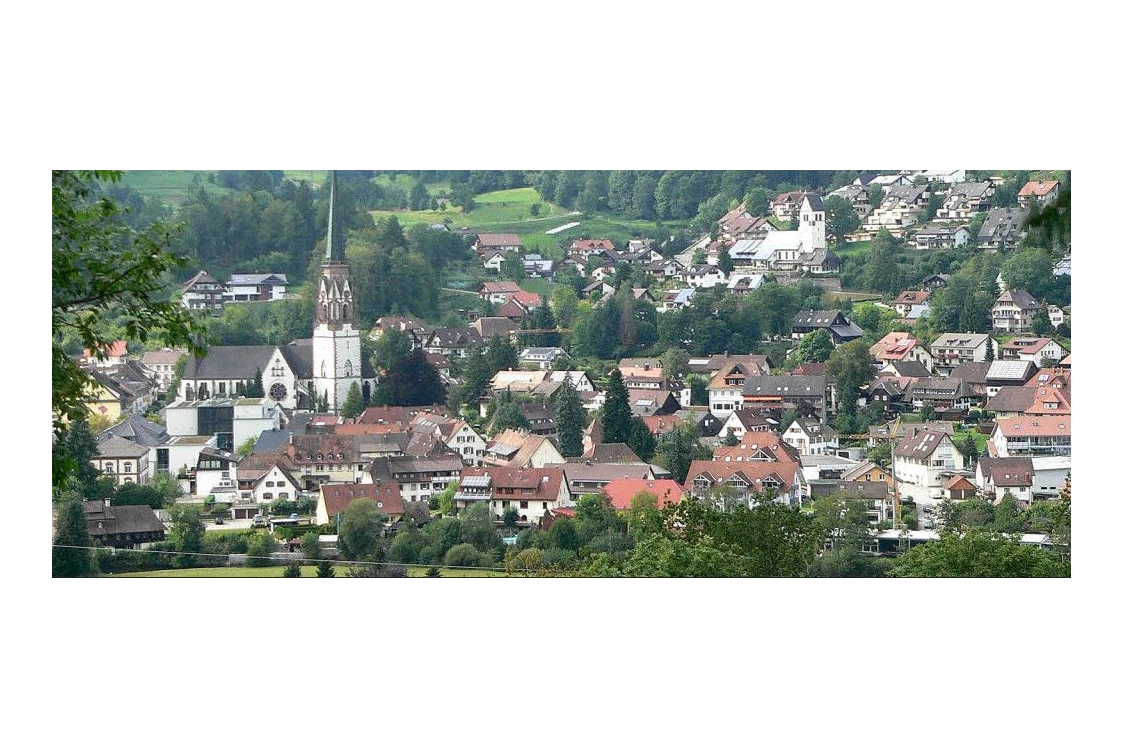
[601,479,683,511]
[84,340,128,360]
[476,234,523,247]
[320,482,405,518]
[1017,180,1059,198]
[510,291,542,308]
[570,238,616,251]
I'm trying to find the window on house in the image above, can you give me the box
[263,493,273,500]
[520,501,529,509]
[124,462,132,473]
[277,481,285,487]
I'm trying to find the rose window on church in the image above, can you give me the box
[269,383,287,401]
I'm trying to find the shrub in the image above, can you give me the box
[444,542,483,568]
[283,563,302,578]
[246,534,278,567]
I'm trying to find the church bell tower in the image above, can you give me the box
[312,171,362,412]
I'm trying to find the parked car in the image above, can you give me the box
[252,514,267,528]
[290,513,300,520]
[214,516,224,525]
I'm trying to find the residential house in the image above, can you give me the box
[482,249,507,273]
[490,369,548,395]
[520,403,558,436]
[81,340,130,369]
[618,358,663,379]
[685,265,727,288]
[138,348,187,392]
[232,452,302,505]
[472,316,518,342]
[740,375,829,422]
[715,409,777,441]
[193,446,240,501]
[991,290,1042,333]
[523,254,556,278]
[893,291,930,317]
[827,184,872,218]
[629,389,681,417]
[568,238,616,258]
[180,270,226,315]
[1047,305,1066,329]
[1017,180,1061,208]
[947,359,992,399]
[479,281,524,305]
[712,432,801,465]
[100,415,171,476]
[911,225,970,250]
[870,332,933,371]
[984,360,1038,398]
[482,429,565,469]
[985,386,1040,418]
[810,479,893,525]
[977,207,1029,251]
[224,273,288,302]
[365,454,464,504]
[920,273,950,291]
[991,416,1070,457]
[519,347,566,370]
[937,181,994,220]
[92,436,150,486]
[424,328,484,359]
[316,481,406,526]
[83,499,165,549]
[930,333,996,376]
[783,418,839,456]
[905,377,978,412]
[726,273,766,295]
[919,169,966,184]
[474,233,524,255]
[791,310,865,345]
[861,184,929,235]
[658,288,695,312]
[601,479,683,511]
[705,359,759,413]
[454,467,571,524]
[975,456,1035,505]
[770,191,806,222]
[564,463,655,494]
[1000,337,1068,367]
[892,429,965,504]
[279,433,367,489]
[642,414,685,440]
[685,460,802,507]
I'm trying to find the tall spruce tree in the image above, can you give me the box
[341,381,366,418]
[553,376,586,457]
[601,369,632,444]
[53,494,95,577]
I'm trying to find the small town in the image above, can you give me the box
[52,168,1071,579]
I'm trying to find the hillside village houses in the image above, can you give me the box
[70,171,1071,558]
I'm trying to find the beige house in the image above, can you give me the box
[93,435,151,486]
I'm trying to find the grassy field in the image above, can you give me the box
[119,170,234,207]
[111,564,509,578]
[954,429,989,456]
[835,240,872,258]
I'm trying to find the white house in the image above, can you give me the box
[224,273,288,302]
[912,225,970,250]
[893,430,965,505]
[782,418,839,456]
[685,265,727,288]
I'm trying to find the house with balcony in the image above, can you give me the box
[685,460,802,508]
[365,454,464,504]
[977,207,1030,251]
[782,418,839,456]
[991,290,1042,333]
[911,225,970,250]
[791,310,865,345]
[453,467,571,524]
[740,375,829,422]
[1000,337,1068,367]
[975,456,1035,506]
[892,429,965,505]
[905,377,979,412]
[224,273,288,302]
[991,416,1070,458]
[180,270,226,315]
[474,233,524,255]
[929,333,996,376]
[936,181,994,220]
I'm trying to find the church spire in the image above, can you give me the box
[326,170,345,262]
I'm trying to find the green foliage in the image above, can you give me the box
[373,348,446,407]
[552,376,586,458]
[53,172,208,482]
[300,531,321,561]
[338,498,388,561]
[601,369,632,444]
[889,530,1069,577]
[52,418,104,496]
[283,563,302,577]
[824,195,860,245]
[373,328,413,372]
[794,329,834,364]
[627,417,657,461]
[489,389,530,435]
[245,533,278,567]
[459,501,503,554]
[826,340,877,419]
[53,495,96,577]
[316,560,336,577]
[340,381,366,418]
[168,505,205,567]
[1002,247,1068,307]
[435,481,460,517]
[655,422,711,484]
[445,542,486,567]
[867,184,884,209]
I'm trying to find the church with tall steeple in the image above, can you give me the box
[312,171,363,412]
[177,171,373,415]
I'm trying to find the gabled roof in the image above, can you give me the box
[894,430,956,459]
[101,415,169,447]
[1017,180,1059,198]
[320,482,405,518]
[994,289,1041,311]
[84,501,165,536]
[601,479,683,510]
[95,435,149,459]
[978,456,1035,486]
[685,460,799,493]
[986,360,1037,382]
[578,443,643,464]
[995,415,1070,438]
[476,234,523,247]
[986,386,1039,415]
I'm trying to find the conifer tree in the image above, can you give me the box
[553,376,586,457]
[601,369,632,444]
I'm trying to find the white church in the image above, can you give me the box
[725,194,839,273]
[177,171,375,412]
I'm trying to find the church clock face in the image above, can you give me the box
[269,383,288,401]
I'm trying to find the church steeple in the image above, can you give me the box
[326,170,346,263]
